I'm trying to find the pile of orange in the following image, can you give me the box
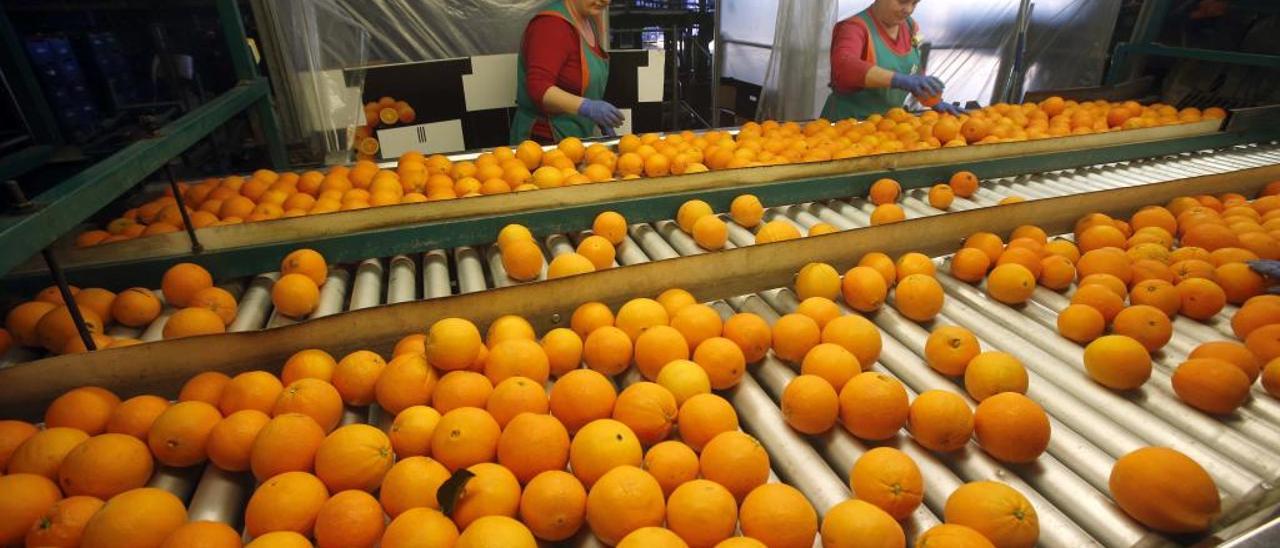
[354,96,416,160]
[4,248,333,356]
[75,99,1223,249]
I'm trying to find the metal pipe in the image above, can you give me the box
[164,164,203,253]
[228,273,276,332]
[455,247,487,294]
[349,259,384,310]
[387,255,416,304]
[422,249,452,299]
[40,249,96,351]
[310,269,350,319]
[187,466,250,526]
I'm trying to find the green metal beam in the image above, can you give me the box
[0,80,269,277]
[216,0,288,169]
[0,7,62,144]
[0,145,53,181]
[3,128,1275,294]
[1118,43,1280,69]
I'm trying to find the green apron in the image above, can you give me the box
[821,10,921,121]
[510,0,610,144]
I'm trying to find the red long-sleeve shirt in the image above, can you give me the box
[521,14,605,141]
[830,15,915,94]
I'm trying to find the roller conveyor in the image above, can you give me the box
[4,141,1280,547]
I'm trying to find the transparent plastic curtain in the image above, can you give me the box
[257,0,549,157]
[751,0,1121,122]
[757,0,837,121]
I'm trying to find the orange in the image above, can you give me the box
[593,211,629,245]
[549,369,617,434]
[158,521,242,548]
[274,378,343,432]
[657,288,697,317]
[928,184,955,209]
[1071,283,1125,323]
[449,462,521,529]
[1189,341,1260,383]
[870,203,906,225]
[951,248,992,283]
[973,393,1050,463]
[188,287,238,325]
[821,499,905,548]
[800,343,860,390]
[693,336,747,389]
[58,433,153,499]
[388,405,440,458]
[1232,297,1280,339]
[519,470,587,541]
[924,325,980,376]
[1109,447,1220,533]
[964,351,1028,401]
[179,371,231,405]
[207,409,270,472]
[312,490,384,548]
[314,424,394,492]
[244,471,329,537]
[1264,357,1280,399]
[795,262,841,301]
[161,262,212,307]
[850,447,923,520]
[950,171,979,197]
[501,239,544,281]
[1056,303,1105,344]
[944,481,1040,548]
[26,496,106,548]
[378,456,450,517]
[822,314,882,369]
[497,223,534,249]
[547,252,596,279]
[618,527,689,547]
[985,263,1035,305]
[908,389,974,452]
[486,315,535,347]
[541,327,583,377]
[1111,305,1173,352]
[426,317,484,371]
[643,440,700,497]
[6,301,57,346]
[281,249,327,286]
[738,483,818,548]
[0,420,38,471]
[0,473,62,545]
[677,200,715,233]
[571,301,615,338]
[1080,334,1150,391]
[667,479,738,547]
[859,252,899,286]
[839,372,909,440]
[162,307,225,339]
[36,305,104,352]
[569,418,642,487]
[271,273,319,318]
[71,288,115,324]
[220,370,285,415]
[731,194,765,227]
[430,407,500,471]
[497,412,568,484]
[612,382,678,446]
[484,338,550,386]
[677,393,738,452]
[916,524,996,547]
[249,413,326,481]
[1038,255,1076,290]
[80,487,187,548]
[455,515,536,548]
[486,376,548,428]
[723,312,773,363]
[577,235,617,269]
[1130,279,1181,317]
[633,325,690,380]
[795,297,840,329]
[583,325,633,375]
[615,298,670,340]
[585,466,666,545]
[781,374,839,434]
[1171,358,1251,414]
[282,348,337,384]
[146,400,221,468]
[1215,262,1264,304]
[772,313,820,363]
[671,303,724,351]
[843,265,888,311]
[1077,248,1132,284]
[755,219,802,243]
[44,386,120,434]
[869,178,901,205]
[1176,278,1226,320]
[895,274,944,322]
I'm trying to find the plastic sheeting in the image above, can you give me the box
[256,0,557,157]
[751,0,1123,121]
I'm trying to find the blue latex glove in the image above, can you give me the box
[933,102,967,115]
[890,73,944,98]
[600,125,618,138]
[579,99,624,128]
[1248,260,1280,293]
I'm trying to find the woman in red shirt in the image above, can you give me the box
[510,0,624,144]
[822,0,963,120]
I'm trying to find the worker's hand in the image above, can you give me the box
[600,125,618,138]
[890,73,945,98]
[933,102,967,116]
[1248,260,1280,293]
[579,99,624,128]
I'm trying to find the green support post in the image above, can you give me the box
[216,0,288,170]
[0,7,62,145]
[1105,0,1171,84]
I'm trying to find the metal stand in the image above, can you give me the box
[164,164,203,253]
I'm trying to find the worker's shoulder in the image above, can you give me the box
[833,15,871,35]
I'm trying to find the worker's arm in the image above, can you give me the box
[523,16,623,129]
